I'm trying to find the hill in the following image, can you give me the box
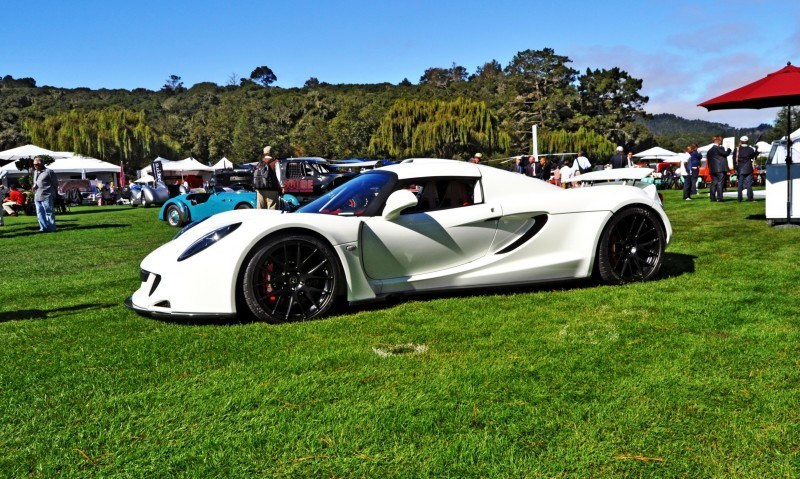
[644,113,774,151]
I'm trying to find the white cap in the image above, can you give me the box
[616,146,624,151]
[740,136,748,142]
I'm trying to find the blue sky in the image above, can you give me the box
[3,0,799,128]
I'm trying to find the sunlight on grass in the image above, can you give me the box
[1,194,799,477]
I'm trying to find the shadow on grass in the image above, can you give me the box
[62,206,139,216]
[659,252,697,278]
[150,253,698,327]
[746,214,767,221]
[0,223,131,238]
[0,303,115,322]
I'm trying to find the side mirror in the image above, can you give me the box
[382,189,418,221]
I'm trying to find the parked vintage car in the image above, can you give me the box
[159,186,259,227]
[280,157,356,202]
[128,159,672,323]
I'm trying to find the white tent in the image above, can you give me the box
[141,157,212,175]
[0,144,68,162]
[170,157,214,173]
[212,157,234,170]
[47,155,120,174]
[134,174,155,184]
[633,146,678,160]
[756,141,772,155]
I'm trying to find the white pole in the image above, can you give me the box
[532,124,539,160]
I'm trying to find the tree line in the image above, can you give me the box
[0,50,780,175]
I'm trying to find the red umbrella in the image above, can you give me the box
[699,62,800,223]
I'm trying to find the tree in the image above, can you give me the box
[572,67,649,145]
[24,108,179,169]
[419,63,468,89]
[770,106,800,142]
[369,97,510,159]
[162,75,185,95]
[538,127,616,161]
[503,48,579,150]
[304,77,320,89]
[250,66,277,87]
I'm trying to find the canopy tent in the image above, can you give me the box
[756,141,773,155]
[0,154,120,185]
[212,157,234,170]
[0,144,69,163]
[47,155,120,174]
[633,146,679,160]
[134,174,155,184]
[141,157,213,175]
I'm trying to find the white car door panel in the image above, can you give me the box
[360,203,500,279]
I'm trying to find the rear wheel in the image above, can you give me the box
[235,203,253,210]
[242,234,341,323]
[597,207,665,284]
[165,204,185,227]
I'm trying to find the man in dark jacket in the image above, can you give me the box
[707,136,731,202]
[610,146,627,169]
[733,135,757,202]
[536,156,552,181]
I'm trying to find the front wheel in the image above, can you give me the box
[165,204,185,227]
[235,203,253,210]
[597,207,665,284]
[242,234,341,323]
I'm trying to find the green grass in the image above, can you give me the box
[1,193,799,478]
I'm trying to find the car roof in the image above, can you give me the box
[379,158,481,180]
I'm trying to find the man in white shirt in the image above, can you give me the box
[574,151,592,174]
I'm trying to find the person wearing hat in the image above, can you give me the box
[733,135,757,202]
[253,146,282,209]
[610,146,627,169]
[471,153,483,164]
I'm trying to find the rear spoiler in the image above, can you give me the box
[564,167,655,185]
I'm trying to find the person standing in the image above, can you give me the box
[626,151,635,167]
[610,146,627,169]
[574,151,592,174]
[733,135,757,202]
[253,146,282,210]
[512,156,525,174]
[560,161,573,188]
[525,156,537,177]
[32,156,58,232]
[536,156,552,181]
[470,153,483,164]
[706,136,731,202]
[687,143,701,195]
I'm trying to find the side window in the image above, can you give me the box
[397,178,480,214]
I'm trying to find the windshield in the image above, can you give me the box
[297,171,394,216]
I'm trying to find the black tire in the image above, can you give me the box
[597,207,666,284]
[165,204,184,227]
[242,234,341,323]
[235,203,253,210]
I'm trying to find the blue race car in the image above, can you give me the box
[159,187,301,227]
[159,187,258,227]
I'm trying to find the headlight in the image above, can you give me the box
[173,217,209,240]
[177,223,241,262]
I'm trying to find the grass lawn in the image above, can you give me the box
[1,191,798,478]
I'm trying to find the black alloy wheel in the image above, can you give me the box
[597,207,665,284]
[242,234,341,323]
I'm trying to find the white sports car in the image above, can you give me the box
[126,160,672,323]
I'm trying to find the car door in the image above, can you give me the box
[360,179,499,280]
